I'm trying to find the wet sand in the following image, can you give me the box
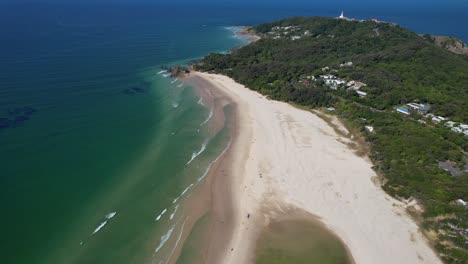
[187,71,441,264]
[164,74,239,264]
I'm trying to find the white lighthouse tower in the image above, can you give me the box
[339,11,345,19]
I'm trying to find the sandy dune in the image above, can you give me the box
[192,71,441,264]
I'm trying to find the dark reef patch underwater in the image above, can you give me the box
[0,106,37,129]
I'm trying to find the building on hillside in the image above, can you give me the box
[356,91,367,97]
[445,121,456,127]
[320,74,336,79]
[455,199,466,206]
[347,80,367,90]
[327,107,336,112]
[432,116,445,124]
[396,107,410,115]
[340,61,353,67]
[365,126,374,132]
[407,102,431,114]
[339,11,345,19]
[439,161,463,177]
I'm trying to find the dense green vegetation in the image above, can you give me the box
[196,17,468,262]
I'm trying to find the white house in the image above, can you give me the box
[340,61,353,67]
[356,91,367,97]
[431,116,446,124]
[445,121,456,127]
[456,199,466,206]
[365,126,374,132]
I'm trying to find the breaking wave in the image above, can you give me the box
[170,205,179,220]
[172,184,194,204]
[197,97,204,106]
[92,221,108,235]
[155,208,168,221]
[155,225,176,253]
[106,212,117,219]
[200,108,213,126]
[198,140,231,182]
[187,140,208,165]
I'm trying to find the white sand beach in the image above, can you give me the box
[191,71,441,264]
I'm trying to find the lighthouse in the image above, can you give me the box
[339,11,345,19]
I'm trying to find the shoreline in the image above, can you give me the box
[235,26,261,43]
[164,74,240,263]
[187,71,442,264]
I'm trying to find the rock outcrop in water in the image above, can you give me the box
[161,65,190,78]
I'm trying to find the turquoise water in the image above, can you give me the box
[0,6,246,264]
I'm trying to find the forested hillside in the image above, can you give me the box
[195,17,468,263]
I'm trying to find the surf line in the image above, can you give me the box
[154,224,176,253]
[198,139,231,182]
[80,211,117,245]
[164,217,188,262]
[172,183,194,204]
[200,106,214,127]
[92,211,117,235]
[186,140,209,165]
[155,208,168,222]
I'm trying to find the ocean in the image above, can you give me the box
[0,3,466,264]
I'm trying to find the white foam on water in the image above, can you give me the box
[163,73,171,77]
[171,78,178,84]
[92,221,108,235]
[157,70,167,74]
[105,212,117,219]
[155,208,168,221]
[172,183,194,204]
[198,140,232,182]
[197,97,204,106]
[187,141,209,165]
[166,218,187,261]
[172,102,179,108]
[170,205,179,220]
[200,108,214,126]
[180,184,194,197]
[177,82,184,88]
[155,224,176,253]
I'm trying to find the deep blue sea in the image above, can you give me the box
[0,2,466,263]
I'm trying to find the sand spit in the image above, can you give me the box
[191,71,441,264]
